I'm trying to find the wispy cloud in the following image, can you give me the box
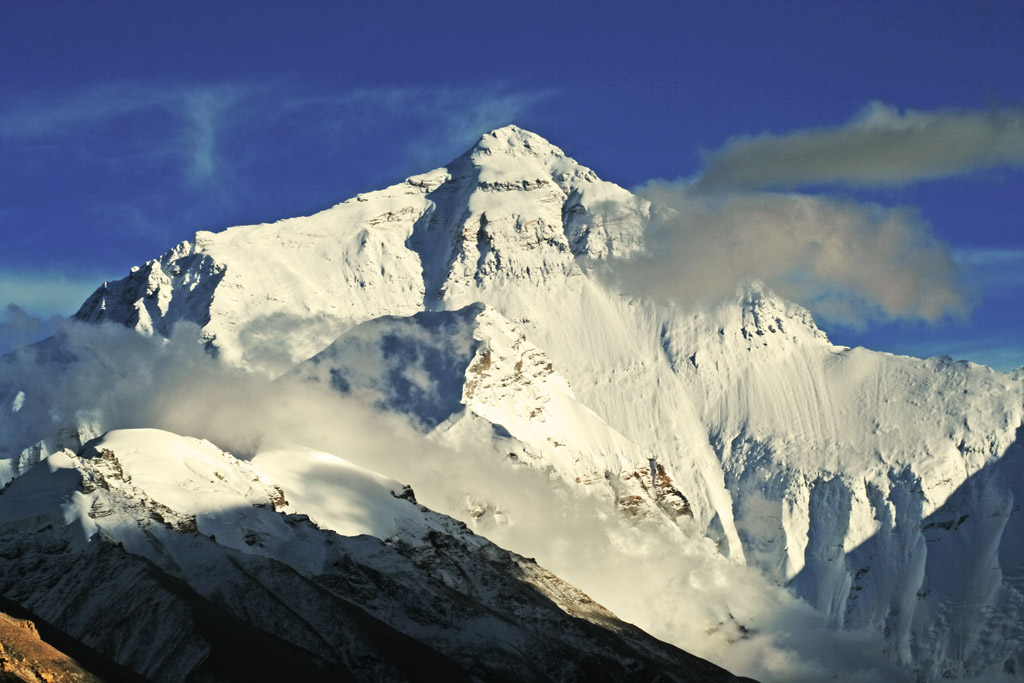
[696,103,1024,191]
[612,184,966,326]
[176,86,254,183]
[954,247,1024,289]
[380,85,553,167]
[943,248,1024,370]
[278,84,553,169]
[0,82,256,185]
[0,81,549,189]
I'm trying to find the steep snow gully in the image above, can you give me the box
[2,125,1022,682]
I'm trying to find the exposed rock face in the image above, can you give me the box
[291,302,696,532]
[0,609,103,683]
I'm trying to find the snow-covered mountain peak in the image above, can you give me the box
[472,124,567,157]
[72,126,650,372]
[468,125,573,172]
[406,126,649,313]
[458,125,609,195]
[9,126,1024,682]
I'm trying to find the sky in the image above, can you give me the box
[1,0,1022,368]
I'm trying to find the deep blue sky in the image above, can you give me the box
[2,0,1022,368]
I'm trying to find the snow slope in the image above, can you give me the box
[290,302,692,527]
[75,125,645,376]
[0,428,747,682]
[7,125,1022,680]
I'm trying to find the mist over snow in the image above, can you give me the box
[0,320,909,682]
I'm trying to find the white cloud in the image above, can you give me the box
[610,103,1021,326]
[608,183,966,326]
[696,102,1024,191]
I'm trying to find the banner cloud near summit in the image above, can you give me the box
[606,102,1024,326]
[617,185,967,326]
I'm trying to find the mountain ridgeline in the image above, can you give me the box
[2,126,1022,681]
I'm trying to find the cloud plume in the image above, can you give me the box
[607,102,1018,325]
[613,183,966,325]
[696,103,1024,191]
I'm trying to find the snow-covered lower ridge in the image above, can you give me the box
[291,302,693,527]
[74,125,647,375]
[0,428,747,683]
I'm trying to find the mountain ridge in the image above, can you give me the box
[0,429,751,682]
[3,126,1022,681]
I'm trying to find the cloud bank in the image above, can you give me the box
[605,103,1024,325]
[614,183,967,325]
[696,102,1024,191]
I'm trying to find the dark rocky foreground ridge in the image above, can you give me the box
[0,605,106,683]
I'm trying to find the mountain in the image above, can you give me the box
[2,125,1022,681]
[74,126,646,375]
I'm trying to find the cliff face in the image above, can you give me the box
[0,609,103,683]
